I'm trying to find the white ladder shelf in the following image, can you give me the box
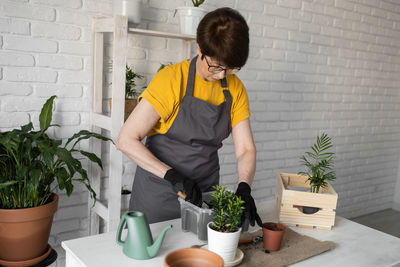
[89,15,195,234]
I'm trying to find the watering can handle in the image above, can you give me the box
[116,213,127,246]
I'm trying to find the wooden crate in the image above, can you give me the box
[275,173,338,230]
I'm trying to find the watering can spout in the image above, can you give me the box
[147,224,173,258]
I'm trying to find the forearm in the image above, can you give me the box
[237,147,256,186]
[116,137,170,179]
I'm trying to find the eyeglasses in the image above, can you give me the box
[203,56,241,75]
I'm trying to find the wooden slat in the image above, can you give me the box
[93,17,114,33]
[92,201,108,220]
[128,28,196,41]
[91,113,112,131]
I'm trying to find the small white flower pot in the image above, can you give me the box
[113,0,141,25]
[207,222,241,263]
[175,6,207,35]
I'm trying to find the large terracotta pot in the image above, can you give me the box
[0,194,58,264]
[164,248,223,267]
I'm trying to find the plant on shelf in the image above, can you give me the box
[125,65,143,100]
[207,185,244,263]
[191,0,205,7]
[0,95,113,265]
[298,133,336,194]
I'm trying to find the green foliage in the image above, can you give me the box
[192,0,205,7]
[298,133,336,193]
[0,96,113,209]
[210,185,245,233]
[157,62,173,73]
[125,65,143,99]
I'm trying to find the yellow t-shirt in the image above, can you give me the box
[139,60,250,136]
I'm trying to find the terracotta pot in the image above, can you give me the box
[108,98,138,121]
[262,222,286,252]
[164,248,223,267]
[0,194,58,264]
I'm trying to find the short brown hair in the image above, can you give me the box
[197,7,249,68]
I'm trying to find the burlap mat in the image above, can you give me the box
[237,228,336,267]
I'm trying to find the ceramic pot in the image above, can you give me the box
[164,248,223,267]
[207,222,241,263]
[262,222,286,251]
[175,6,207,35]
[113,0,141,25]
[0,194,58,265]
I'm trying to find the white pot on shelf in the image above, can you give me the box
[175,6,206,35]
[207,222,241,263]
[113,0,141,25]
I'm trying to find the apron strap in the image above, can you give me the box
[185,56,229,99]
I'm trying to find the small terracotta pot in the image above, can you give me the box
[164,248,223,267]
[262,222,286,251]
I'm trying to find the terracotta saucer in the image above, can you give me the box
[0,244,52,267]
[200,244,244,267]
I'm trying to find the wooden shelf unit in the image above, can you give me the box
[89,15,195,234]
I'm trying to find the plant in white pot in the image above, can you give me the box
[298,133,336,214]
[207,185,244,263]
[175,0,207,35]
[0,96,112,266]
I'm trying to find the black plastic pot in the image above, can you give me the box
[302,206,319,214]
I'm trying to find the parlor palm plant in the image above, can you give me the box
[298,133,336,193]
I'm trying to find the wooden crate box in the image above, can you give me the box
[275,173,338,230]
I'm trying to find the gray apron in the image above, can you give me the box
[129,56,232,223]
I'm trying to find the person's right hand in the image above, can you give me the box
[164,168,202,207]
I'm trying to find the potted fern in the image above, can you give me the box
[175,0,207,35]
[207,185,244,263]
[298,133,336,214]
[0,96,112,265]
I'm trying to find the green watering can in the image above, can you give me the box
[116,211,173,260]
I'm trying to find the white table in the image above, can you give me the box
[62,202,400,267]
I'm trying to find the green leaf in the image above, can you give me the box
[39,96,56,131]
[0,180,18,188]
[79,150,103,170]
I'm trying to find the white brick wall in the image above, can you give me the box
[1,0,400,265]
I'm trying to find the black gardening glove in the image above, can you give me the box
[235,182,262,227]
[164,168,202,207]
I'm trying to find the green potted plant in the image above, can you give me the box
[0,96,112,266]
[207,185,244,263]
[175,0,207,35]
[298,133,336,214]
[109,64,143,121]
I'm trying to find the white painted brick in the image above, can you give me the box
[288,31,311,42]
[263,27,288,39]
[4,36,58,53]
[36,55,83,70]
[57,10,90,26]
[31,22,81,40]
[0,51,34,66]
[277,0,301,9]
[59,41,90,56]
[0,112,29,127]
[303,2,325,14]
[34,84,83,98]
[3,97,48,112]
[4,67,57,82]
[237,1,264,12]
[260,48,285,60]
[3,3,55,21]
[335,0,355,11]
[0,82,32,96]
[0,18,30,35]
[299,22,320,34]
[275,17,299,30]
[83,0,113,14]
[32,0,82,9]
[264,4,290,18]
[148,0,185,10]
[344,11,362,22]
[58,70,90,84]
[249,14,274,26]
[290,9,312,22]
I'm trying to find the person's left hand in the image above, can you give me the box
[235,182,263,227]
